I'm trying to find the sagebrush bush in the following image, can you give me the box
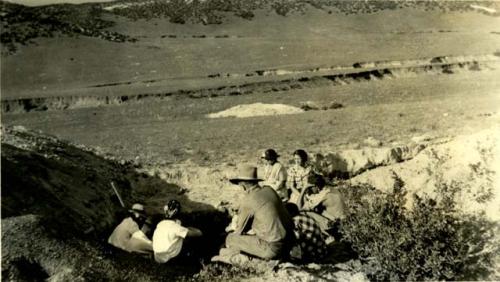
[339,174,498,281]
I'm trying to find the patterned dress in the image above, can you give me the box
[287,164,313,204]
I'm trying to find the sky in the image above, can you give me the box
[5,0,115,6]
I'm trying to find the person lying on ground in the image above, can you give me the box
[108,203,154,254]
[285,203,328,263]
[287,149,314,205]
[260,149,288,201]
[212,165,294,264]
[298,174,347,240]
[152,200,203,263]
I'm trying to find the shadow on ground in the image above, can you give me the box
[1,126,230,280]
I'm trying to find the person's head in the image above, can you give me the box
[164,199,181,219]
[229,165,262,191]
[293,149,308,167]
[306,173,326,194]
[285,202,300,217]
[261,149,279,165]
[129,203,146,224]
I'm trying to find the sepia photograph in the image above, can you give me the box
[1,0,499,280]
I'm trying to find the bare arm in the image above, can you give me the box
[304,190,328,211]
[276,166,286,189]
[234,206,252,235]
[186,227,203,237]
[297,186,311,210]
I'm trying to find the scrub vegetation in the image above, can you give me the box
[340,175,498,281]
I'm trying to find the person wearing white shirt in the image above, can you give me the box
[152,200,202,263]
[260,149,288,201]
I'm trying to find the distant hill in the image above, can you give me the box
[4,0,116,6]
[0,0,134,55]
[2,0,499,55]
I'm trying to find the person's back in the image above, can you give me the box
[218,165,293,261]
[246,186,294,243]
[152,219,189,263]
[108,217,138,250]
[108,203,153,254]
[291,212,328,262]
[152,199,203,263]
[321,187,347,220]
[285,203,327,262]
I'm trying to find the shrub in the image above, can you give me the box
[1,3,134,55]
[194,262,260,281]
[340,174,498,281]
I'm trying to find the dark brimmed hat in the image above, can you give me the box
[229,165,262,184]
[261,149,279,161]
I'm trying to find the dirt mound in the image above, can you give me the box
[0,125,220,235]
[313,143,427,178]
[206,103,304,118]
[351,126,500,220]
[1,125,133,236]
[1,125,232,280]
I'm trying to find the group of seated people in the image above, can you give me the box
[108,148,346,265]
[261,148,346,231]
[107,201,202,263]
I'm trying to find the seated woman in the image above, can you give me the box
[260,149,288,201]
[297,174,346,239]
[287,149,314,205]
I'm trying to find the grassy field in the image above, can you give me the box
[2,0,500,163]
[4,68,499,165]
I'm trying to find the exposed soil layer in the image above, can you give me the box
[2,54,499,113]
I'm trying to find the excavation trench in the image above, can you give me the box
[0,126,234,280]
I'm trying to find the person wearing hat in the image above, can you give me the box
[213,165,294,263]
[152,200,203,263]
[108,203,154,254]
[260,149,288,201]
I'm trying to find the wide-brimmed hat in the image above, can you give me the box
[129,203,145,214]
[229,165,263,184]
[261,149,279,161]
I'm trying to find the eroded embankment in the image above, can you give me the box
[2,54,499,113]
[137,139,431,208]
[137,126,500,222]
[2,124,499,280]
[1,125,231,281]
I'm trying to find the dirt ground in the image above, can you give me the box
[2,1,500,281]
